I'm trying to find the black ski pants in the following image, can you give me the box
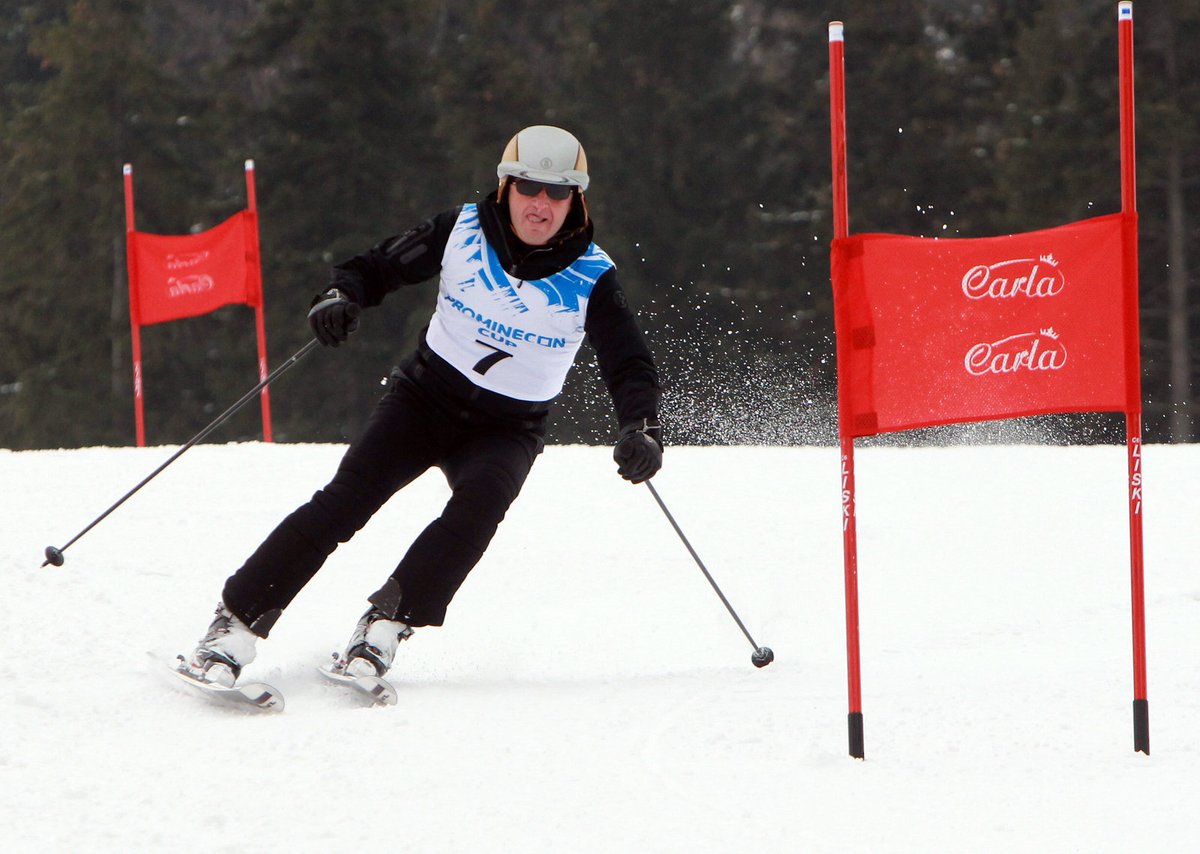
[222,354,546,635]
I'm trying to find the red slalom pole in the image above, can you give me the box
[123,164,147,447]
[245,159,274,442]
[828,19,865,760]
[1117,0,1149,756]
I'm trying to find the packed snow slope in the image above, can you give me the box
[2,443,1198,853]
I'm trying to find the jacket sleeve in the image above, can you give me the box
[584,268,661,428]
[326,208,460,307]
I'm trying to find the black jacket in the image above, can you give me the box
[328,195,661,428]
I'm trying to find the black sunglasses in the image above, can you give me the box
[512,179,574,201]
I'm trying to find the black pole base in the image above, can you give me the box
[1133,698,1149,755]
[848,712,864,759]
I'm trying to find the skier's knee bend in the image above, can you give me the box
[304,473,392,544]
[440,478,519,548]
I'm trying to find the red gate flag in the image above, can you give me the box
[129,210,262,326]
[828,4,1148,760]
[831,212,1138,437]
[124,161,272,447]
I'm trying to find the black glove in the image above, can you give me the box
[613,418,663,484]
[307,289,361,347]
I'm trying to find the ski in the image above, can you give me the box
[170,659,284,712]
[318,657,398,706]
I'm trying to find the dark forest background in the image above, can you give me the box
[1,0,1196,448]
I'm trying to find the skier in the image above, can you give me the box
[184,125,663,688]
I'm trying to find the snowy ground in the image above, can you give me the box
[2,442,1198,853]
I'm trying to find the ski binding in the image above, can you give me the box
[171,657,284,712]
[319,655,398,706]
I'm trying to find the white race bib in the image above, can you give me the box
[425,204,614,401]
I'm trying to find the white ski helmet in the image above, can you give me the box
[497,125,589,192]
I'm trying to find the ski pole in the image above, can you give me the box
[644,480,774,668]
[42,338,321,568]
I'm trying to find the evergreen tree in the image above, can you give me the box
[546,0,811,443]
[994,0,1199,441]
[205,0,456,442]
[1134,2,1200,441]
[0,0,208,448]
[1,0,1195,448]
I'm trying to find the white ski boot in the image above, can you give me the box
[340,606,413,678]
[186,602,258,687]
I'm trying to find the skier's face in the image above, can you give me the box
[507,180,573,246]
